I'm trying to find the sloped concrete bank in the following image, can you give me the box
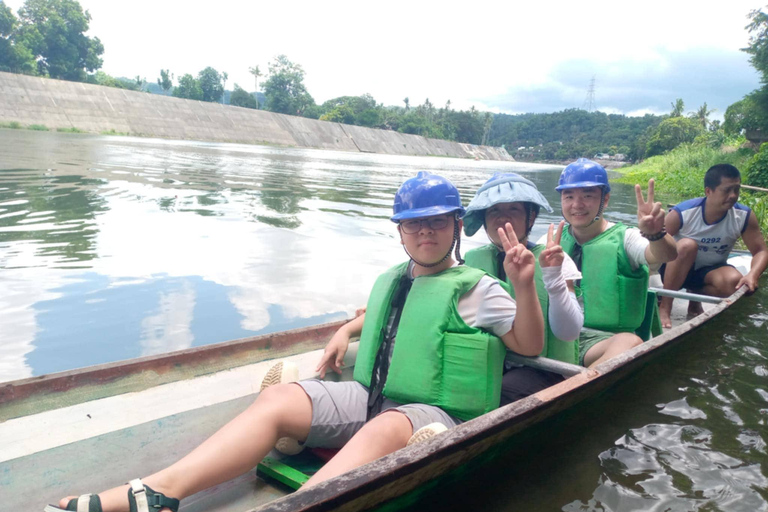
[0,72,513,161]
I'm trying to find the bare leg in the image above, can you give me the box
[57,383,313,512]
[303,410,412,488]
[700,266,743,298]
[583,333,643,368]
[659,238,697,328]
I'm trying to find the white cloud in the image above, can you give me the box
[3,0,763,114]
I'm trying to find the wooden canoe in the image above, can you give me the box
[0,255,752,512]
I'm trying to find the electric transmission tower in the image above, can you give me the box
[583,76,596,112]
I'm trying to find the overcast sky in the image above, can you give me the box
[4,0,765,119]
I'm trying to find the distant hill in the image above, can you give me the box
[489,109,665,161]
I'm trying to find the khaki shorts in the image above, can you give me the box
[297,379,461,449]
[578,328,614,366]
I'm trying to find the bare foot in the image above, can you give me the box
[687,301,704,319]
[658,298,673,329]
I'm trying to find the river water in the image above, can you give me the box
[1,130,766,510]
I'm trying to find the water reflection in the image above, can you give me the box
[0,129,563,381]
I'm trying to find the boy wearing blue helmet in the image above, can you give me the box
[48,172,543,512]
[463,173,584,404]
[555,159,677,368]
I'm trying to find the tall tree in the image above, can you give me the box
[645,116,703,157]
[744,8,768,83]
[481,112,493,146]
[16,0,103,81]
[0,3,35,74]
[689,102,715,129]
[262,55,315,115]
[172,73,203,100]
[403,97,410,112]
[249,65,262,92]
[197,66,225,103]
[669,98,685,117]
[230,84,258,109]
[157,69,173,92]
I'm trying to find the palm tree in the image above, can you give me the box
[690,102,716,129]
[670,98,685,117]
[249,65,262,92]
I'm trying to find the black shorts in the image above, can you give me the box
[660,262,735,291]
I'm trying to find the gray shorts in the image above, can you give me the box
[297,379,461,449]
[578,327,614,365]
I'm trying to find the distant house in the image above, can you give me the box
[594,153,610,160]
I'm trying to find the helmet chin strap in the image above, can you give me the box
[586,189,607,227]
[403,213,463,267]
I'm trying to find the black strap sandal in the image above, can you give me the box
[44,493,102,511]
[43,478,180,512]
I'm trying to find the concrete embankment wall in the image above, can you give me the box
[0,72,513,161]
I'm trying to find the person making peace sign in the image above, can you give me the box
[463,173,584,405]
[555,159,677,368]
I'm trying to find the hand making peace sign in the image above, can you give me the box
[498,222,536,286]
[539,220,566,268]
[635,178,665,235]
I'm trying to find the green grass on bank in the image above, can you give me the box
[614,142,768,234]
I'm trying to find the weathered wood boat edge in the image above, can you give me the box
[0,320,346,421]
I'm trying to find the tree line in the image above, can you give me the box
[0,0,740,163]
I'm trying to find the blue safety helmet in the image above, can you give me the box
[555,158,611,193]
[391,171,465,223]
[463,173,553,237]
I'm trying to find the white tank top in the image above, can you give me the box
[672,197,750,269]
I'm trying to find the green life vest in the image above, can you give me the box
[560,223,649,332]
[353,262,506,421]
[464,244,578,365]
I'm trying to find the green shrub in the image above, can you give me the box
[746,142,768,189]
[56,127,84,133]
[28,124,49,131]
[615,143,754,201]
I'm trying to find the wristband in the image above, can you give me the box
[641,228,667,241]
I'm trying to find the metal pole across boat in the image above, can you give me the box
[648,287,723,304]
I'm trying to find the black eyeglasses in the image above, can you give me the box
[400,216,451,234]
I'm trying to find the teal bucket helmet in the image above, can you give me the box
[463,173,553,237]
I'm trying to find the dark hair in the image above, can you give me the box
[704,164,741,190]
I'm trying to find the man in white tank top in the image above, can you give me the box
[659,164,768,328]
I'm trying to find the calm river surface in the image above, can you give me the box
[2,130,767,510]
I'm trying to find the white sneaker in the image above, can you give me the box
[406,422,448,447]
[260,361,304,455]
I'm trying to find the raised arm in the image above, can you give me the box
[539,221,583,340]
[636,179,677,265]
[737,211,768,292]
[497,222,544,356]
[316,313,365,378]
